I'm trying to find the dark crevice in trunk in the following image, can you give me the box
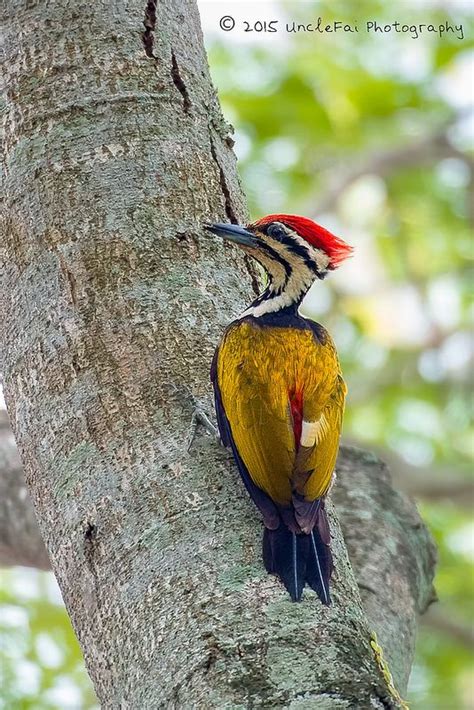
[84,522,97,543]
[171,51,191,113]
[243,254,261,296]
[83,522,98,576]
[209,134,238,223]
[209,133,260,295]
[142,0,157,58]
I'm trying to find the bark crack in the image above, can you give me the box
[83,522,98,575]
[84,522,97,543]
[243,254,261,296]
[209,135,238,223]
[209,133,261,294]
[171,51,191,113]
[58,253,78,308]
[142,0,157,58]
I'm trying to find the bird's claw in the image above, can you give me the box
[187,407,221,451]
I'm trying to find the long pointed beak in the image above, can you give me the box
[204,222,258,248]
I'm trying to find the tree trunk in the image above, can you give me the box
[0,414,436,696]
[1,0,435,707]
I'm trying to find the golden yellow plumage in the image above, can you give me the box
[216,320,346,504]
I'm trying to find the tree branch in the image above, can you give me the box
[344,437,474,509]
[422,606,474,650]
[312,110,474,216]
[333,446,437,692]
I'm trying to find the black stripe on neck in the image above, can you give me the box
[246,280,308,316]
[258,241,293,280]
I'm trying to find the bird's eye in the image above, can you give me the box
[267,223,287,241]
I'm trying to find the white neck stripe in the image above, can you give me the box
[241,270,314,318]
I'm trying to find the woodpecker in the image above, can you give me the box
[205,214,353,603]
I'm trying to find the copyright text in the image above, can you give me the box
[218,17,465,41]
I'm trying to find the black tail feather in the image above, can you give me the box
[263,527,308,601]
[262,506,333,604]
[305,529,332,605]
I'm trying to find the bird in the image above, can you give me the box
[205,214,353,603]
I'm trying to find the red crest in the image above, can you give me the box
[253,214,353,268]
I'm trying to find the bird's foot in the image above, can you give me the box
[168,381,222,451]
[187,406,221,451]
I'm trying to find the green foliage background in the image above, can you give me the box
[1,1,472,708]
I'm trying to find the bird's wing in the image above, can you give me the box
[211,347,280,528]
[212,321,296,507]
[294,372,347,503]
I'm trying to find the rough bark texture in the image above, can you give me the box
[1,0,434,707]
[0,419,436,696]
[333,447,436,693]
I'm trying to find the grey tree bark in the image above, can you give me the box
[0,416,435,697]
[1,0,435,707]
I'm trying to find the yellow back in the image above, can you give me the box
[216,320,346,505]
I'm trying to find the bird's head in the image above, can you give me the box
[204,214,353,283]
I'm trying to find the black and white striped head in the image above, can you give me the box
[205,214,353,315]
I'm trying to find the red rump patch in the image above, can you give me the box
[253,213,353,268]
[289,389,303,448]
